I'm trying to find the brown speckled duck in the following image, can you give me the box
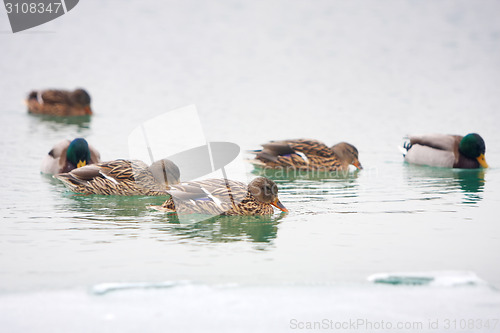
[250,139,362,172]
[55,158,180,195]
[401,133,488,169]
[41,138,100,175]
[26,88,93,116]
[151,177,288,216]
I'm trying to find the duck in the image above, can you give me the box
[401,133,488,169]
[151,177,288,216]
[41,138,100,175]
[26,88,93,116]
[250,139,362,172]
[55,158,181,195]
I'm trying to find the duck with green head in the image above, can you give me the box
[41,138,101,174]
[402,133,488,169]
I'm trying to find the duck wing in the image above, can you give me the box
[54,165,106,193]
[96,159,150,181]
[251,139,337,170]
[284,139,333,157]
[255,139,333,162]
[164,179,248,214]
[58,165,103,183]
[57,160,141,184]
[40,90,72,105]
[255,141,295,162]
[408,134,462,152]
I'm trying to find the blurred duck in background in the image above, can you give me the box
[401,133,488,169]
[41,138,100,175]
[26,88,93,116]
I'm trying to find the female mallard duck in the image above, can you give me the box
[55,158,181,195]
[402,133,488,169]
[26,88,92,116]
[152,177,288,216]
[41,138,100,175]
[250,139,362,172]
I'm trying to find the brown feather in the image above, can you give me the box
[26,88,93,116]
[156,178,283,216]
[253,139,360,172]
[55,159,180,196]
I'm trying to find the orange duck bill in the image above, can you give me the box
[477,154,488,168]
[353,160,363,170]
[271,199,288,212]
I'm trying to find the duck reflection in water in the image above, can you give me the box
[55,192,285,245]
[30,113,92,129]
[61,194,167,219]
[457,169,485,204]
[158,213,287,244]
[252,165,361,181]
[404,165,485,205]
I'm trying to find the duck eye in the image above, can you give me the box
[265,185,272,195]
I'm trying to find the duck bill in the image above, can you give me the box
[271,199,288,212]
[477,154,488,168]
[353,161,363,170]
[77,160,87,168]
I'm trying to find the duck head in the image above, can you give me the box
[72,89,91,106]
[72,89,92,114]
[149,158,181,186]
[331,142,362,169]
[66,138,91,168]
[248,177,288,212]
[459,133,488,168]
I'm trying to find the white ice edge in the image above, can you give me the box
[367,271,488,287]
[91,280,192,295]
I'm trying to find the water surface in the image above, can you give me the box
[1,0,500,331]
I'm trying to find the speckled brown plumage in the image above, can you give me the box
[26,88,92,116]
[154,177,287,216]
[251,139,362,172]
[55,159,180,195]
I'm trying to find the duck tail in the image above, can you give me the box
[246,148,279,164]
[54,173,86,192]
[398,145,407,156]
[246,149,262,154]
[398,137,412,157]
[148,205,176,212]
[247,159,267,167]
[27,91,38,100]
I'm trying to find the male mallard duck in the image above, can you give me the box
[26,88,92,116]
[152,177,288,216]
[55,158,180,195]
[41,138,100,175]
[401,133,488,169]
[250,139,362,172]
